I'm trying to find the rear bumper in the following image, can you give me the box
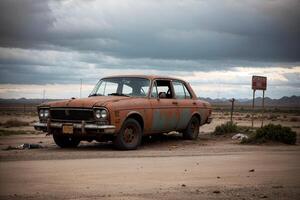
[34,122,116,134]
[206,117,213,124]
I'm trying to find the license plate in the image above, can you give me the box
[62,125,73,134]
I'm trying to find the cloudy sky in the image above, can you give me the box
[0,0,299,99]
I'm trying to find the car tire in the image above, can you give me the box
[183,116,200,140]
[114,118,142,150]
[53,134,80,148]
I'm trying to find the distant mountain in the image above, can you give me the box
[200,95,300,107]
[0,96,299,107]
[0,98,62,105]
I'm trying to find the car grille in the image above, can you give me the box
[50,109,94,122]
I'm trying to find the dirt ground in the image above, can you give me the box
[0,111,300,200]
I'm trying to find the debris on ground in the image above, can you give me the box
[232,133,249,141]
[260,194,268,198]
[181,184,186,187]
[217,176,221,179]
[213,190,221,194]
[249,169,255,172]
[3,143,43,150]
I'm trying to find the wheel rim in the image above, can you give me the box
[123,125,137,144]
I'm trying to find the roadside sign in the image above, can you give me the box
[252,76,267,90]
[251,75,267,128]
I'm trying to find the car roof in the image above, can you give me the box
[102,75,186,82]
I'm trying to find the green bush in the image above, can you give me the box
[214,121,238,135]
[242,124,296,144]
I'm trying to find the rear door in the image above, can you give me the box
[172,80,194,130]
[149,80,179,132]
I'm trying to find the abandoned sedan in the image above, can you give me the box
[34,75,212,150]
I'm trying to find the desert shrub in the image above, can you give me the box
[214,121,238,135]
[245,114,251,118]
[1,119,29,128]
[242,124,296,145]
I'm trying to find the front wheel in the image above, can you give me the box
[183,116,200,140]
[53,134,80,148]
[114,118,142,150]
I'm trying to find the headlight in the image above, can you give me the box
[95,109,108,119]
[95,110,101,119]
[100,110,107,118]
[39,109,50,119]
[39,110,44,118]
[44,109,49,118]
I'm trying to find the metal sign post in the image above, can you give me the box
[229,98,235,123]
[251,76,267,128]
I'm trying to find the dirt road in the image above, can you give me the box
[0,133,300,200]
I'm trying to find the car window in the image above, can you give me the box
[122,84,133,95]
[173,81,186,99]
[151,80,173,99]
[90,77,150,97]
[173,80,192,99]
[101,82,119,96]
[183,84,192,99]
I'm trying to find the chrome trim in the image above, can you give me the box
[34,122,116,134]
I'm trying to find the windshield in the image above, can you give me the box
[89,77,150,97]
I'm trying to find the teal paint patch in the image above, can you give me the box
[177,108,191,130]
[152,109,178,131]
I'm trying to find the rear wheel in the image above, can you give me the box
[183,116,200,140]
[114,118,142,150]
[53,134,80,148]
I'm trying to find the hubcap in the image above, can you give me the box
[123,126,137,144]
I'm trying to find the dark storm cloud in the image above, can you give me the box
[0,0,300,61]
[0,0,300,89]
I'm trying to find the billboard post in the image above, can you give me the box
[251,76,267,128]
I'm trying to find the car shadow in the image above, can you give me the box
[63,132,194,151]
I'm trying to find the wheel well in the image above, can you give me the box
[126,113,144,131]
[192,113,201,124]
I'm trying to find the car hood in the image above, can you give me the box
[41,96,130,108]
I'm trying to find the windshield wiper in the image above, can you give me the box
[108,93,130,97]
[88,93,103,97]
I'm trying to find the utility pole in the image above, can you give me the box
[229,98,235,123]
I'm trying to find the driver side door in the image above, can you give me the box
[149,80,179,133]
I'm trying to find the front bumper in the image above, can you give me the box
[34,121,116,134]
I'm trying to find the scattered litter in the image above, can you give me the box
[3,143,43,150]
[260,195,268,198]
[181,184,186,187]
[232,133,248,141]
[213,190,221,194]
[249,169,255,172]
[217,176,221,179]
[18,143,43,149]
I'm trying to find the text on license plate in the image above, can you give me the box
[62,125,73,134]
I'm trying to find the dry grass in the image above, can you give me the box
[0,119,30,128]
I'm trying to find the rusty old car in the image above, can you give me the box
[34,75,212,150]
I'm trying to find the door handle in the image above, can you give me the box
[172,101,178,105]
